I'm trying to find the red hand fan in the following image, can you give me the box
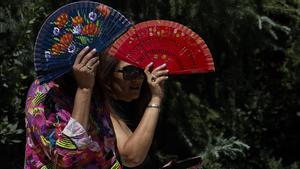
[109,20,215,74]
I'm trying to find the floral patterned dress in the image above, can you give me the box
[24,80,122,169]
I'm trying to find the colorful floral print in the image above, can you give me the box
[72,16,83,26]
[55,13,68,28]
[47,4,111,56]
[82,23,100,35]
[24,80,122,169]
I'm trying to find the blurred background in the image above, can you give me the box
[0,0,299,168]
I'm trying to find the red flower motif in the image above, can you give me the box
[51,33,73,55]
[59,33,73,47]
[51,43,65,55]
[96,4,110,18]
[82,23,100,35]
[72,16,83,26]
[55,13,68,28]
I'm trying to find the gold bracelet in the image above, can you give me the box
[147,103,160,109]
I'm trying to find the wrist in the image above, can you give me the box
[149,96,162,106]
[147,103,160,109]
[77,87,93,94]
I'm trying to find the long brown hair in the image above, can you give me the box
[96,51,151,122]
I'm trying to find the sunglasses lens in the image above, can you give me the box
[123,66,144,80]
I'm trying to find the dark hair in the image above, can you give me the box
[54,50,150,123]
[96,51,151,122]
[55,71,77,97]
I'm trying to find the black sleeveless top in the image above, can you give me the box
[110,99,161,169]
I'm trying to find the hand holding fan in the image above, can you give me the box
[109,20,215,74]
[34,1,132,84]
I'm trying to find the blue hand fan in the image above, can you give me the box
[34,1,132,84]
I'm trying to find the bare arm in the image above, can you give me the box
[25,47,100,168]
[72,46,99,129]
[112,63,168,167]
[72,88,92,129]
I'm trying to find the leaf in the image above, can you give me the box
[3,116,8,123]
[260,16,276,27]
[257,15,262,29]
[2,83,8,88]
[29,18,36,24]
[14,59,23,66]
[16,129,24,134]
[0,129,7,135]
[269,29,278,40]
[10,139,22,143]
[20,73,28,80]
[77,36,88,44]
[8,123,18,131]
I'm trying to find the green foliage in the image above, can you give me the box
[0,116,24,144]
[0,0,68,142]
[267,158,299,169]
[201,135,250,169]
[0,0,68,168]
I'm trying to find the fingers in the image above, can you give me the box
[86,57,100,72]
[152,63,167,72]
[144,62,153,76]
[151,63,167,78]
[74,46,90,65]
[144,62,169,84]
[154,76,168,84]
[90,59,100,71]
[86,56,99,67]
[73,47,99,75]
[144,62,168,75]
[79,48,97,66]
[149,63,168,77]
[154,69,169,77]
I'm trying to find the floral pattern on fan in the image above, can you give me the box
[109,20,215,74]
[34,1,132,84]
[48,4,110,56]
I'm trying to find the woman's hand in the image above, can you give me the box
[72,46,99,129]
[144,62,169,99]
[73,46,99,90]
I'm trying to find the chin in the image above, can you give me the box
[120,94,139,102]
[121,90,141,101]
[132,95,140,100]
[129,93,140,101]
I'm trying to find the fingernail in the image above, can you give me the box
[149,62,153,65]
[163,63,166,66]
[85,46,89,49]
[166,76,169,79]
[92,48,97,52]
[166,70,169,72]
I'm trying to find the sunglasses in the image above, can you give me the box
[114,65,145,80]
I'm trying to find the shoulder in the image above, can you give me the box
[25,80,59,112]
[27,80,58,97]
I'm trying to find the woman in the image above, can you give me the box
[24,46,168,168]
[96,52,169,168]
